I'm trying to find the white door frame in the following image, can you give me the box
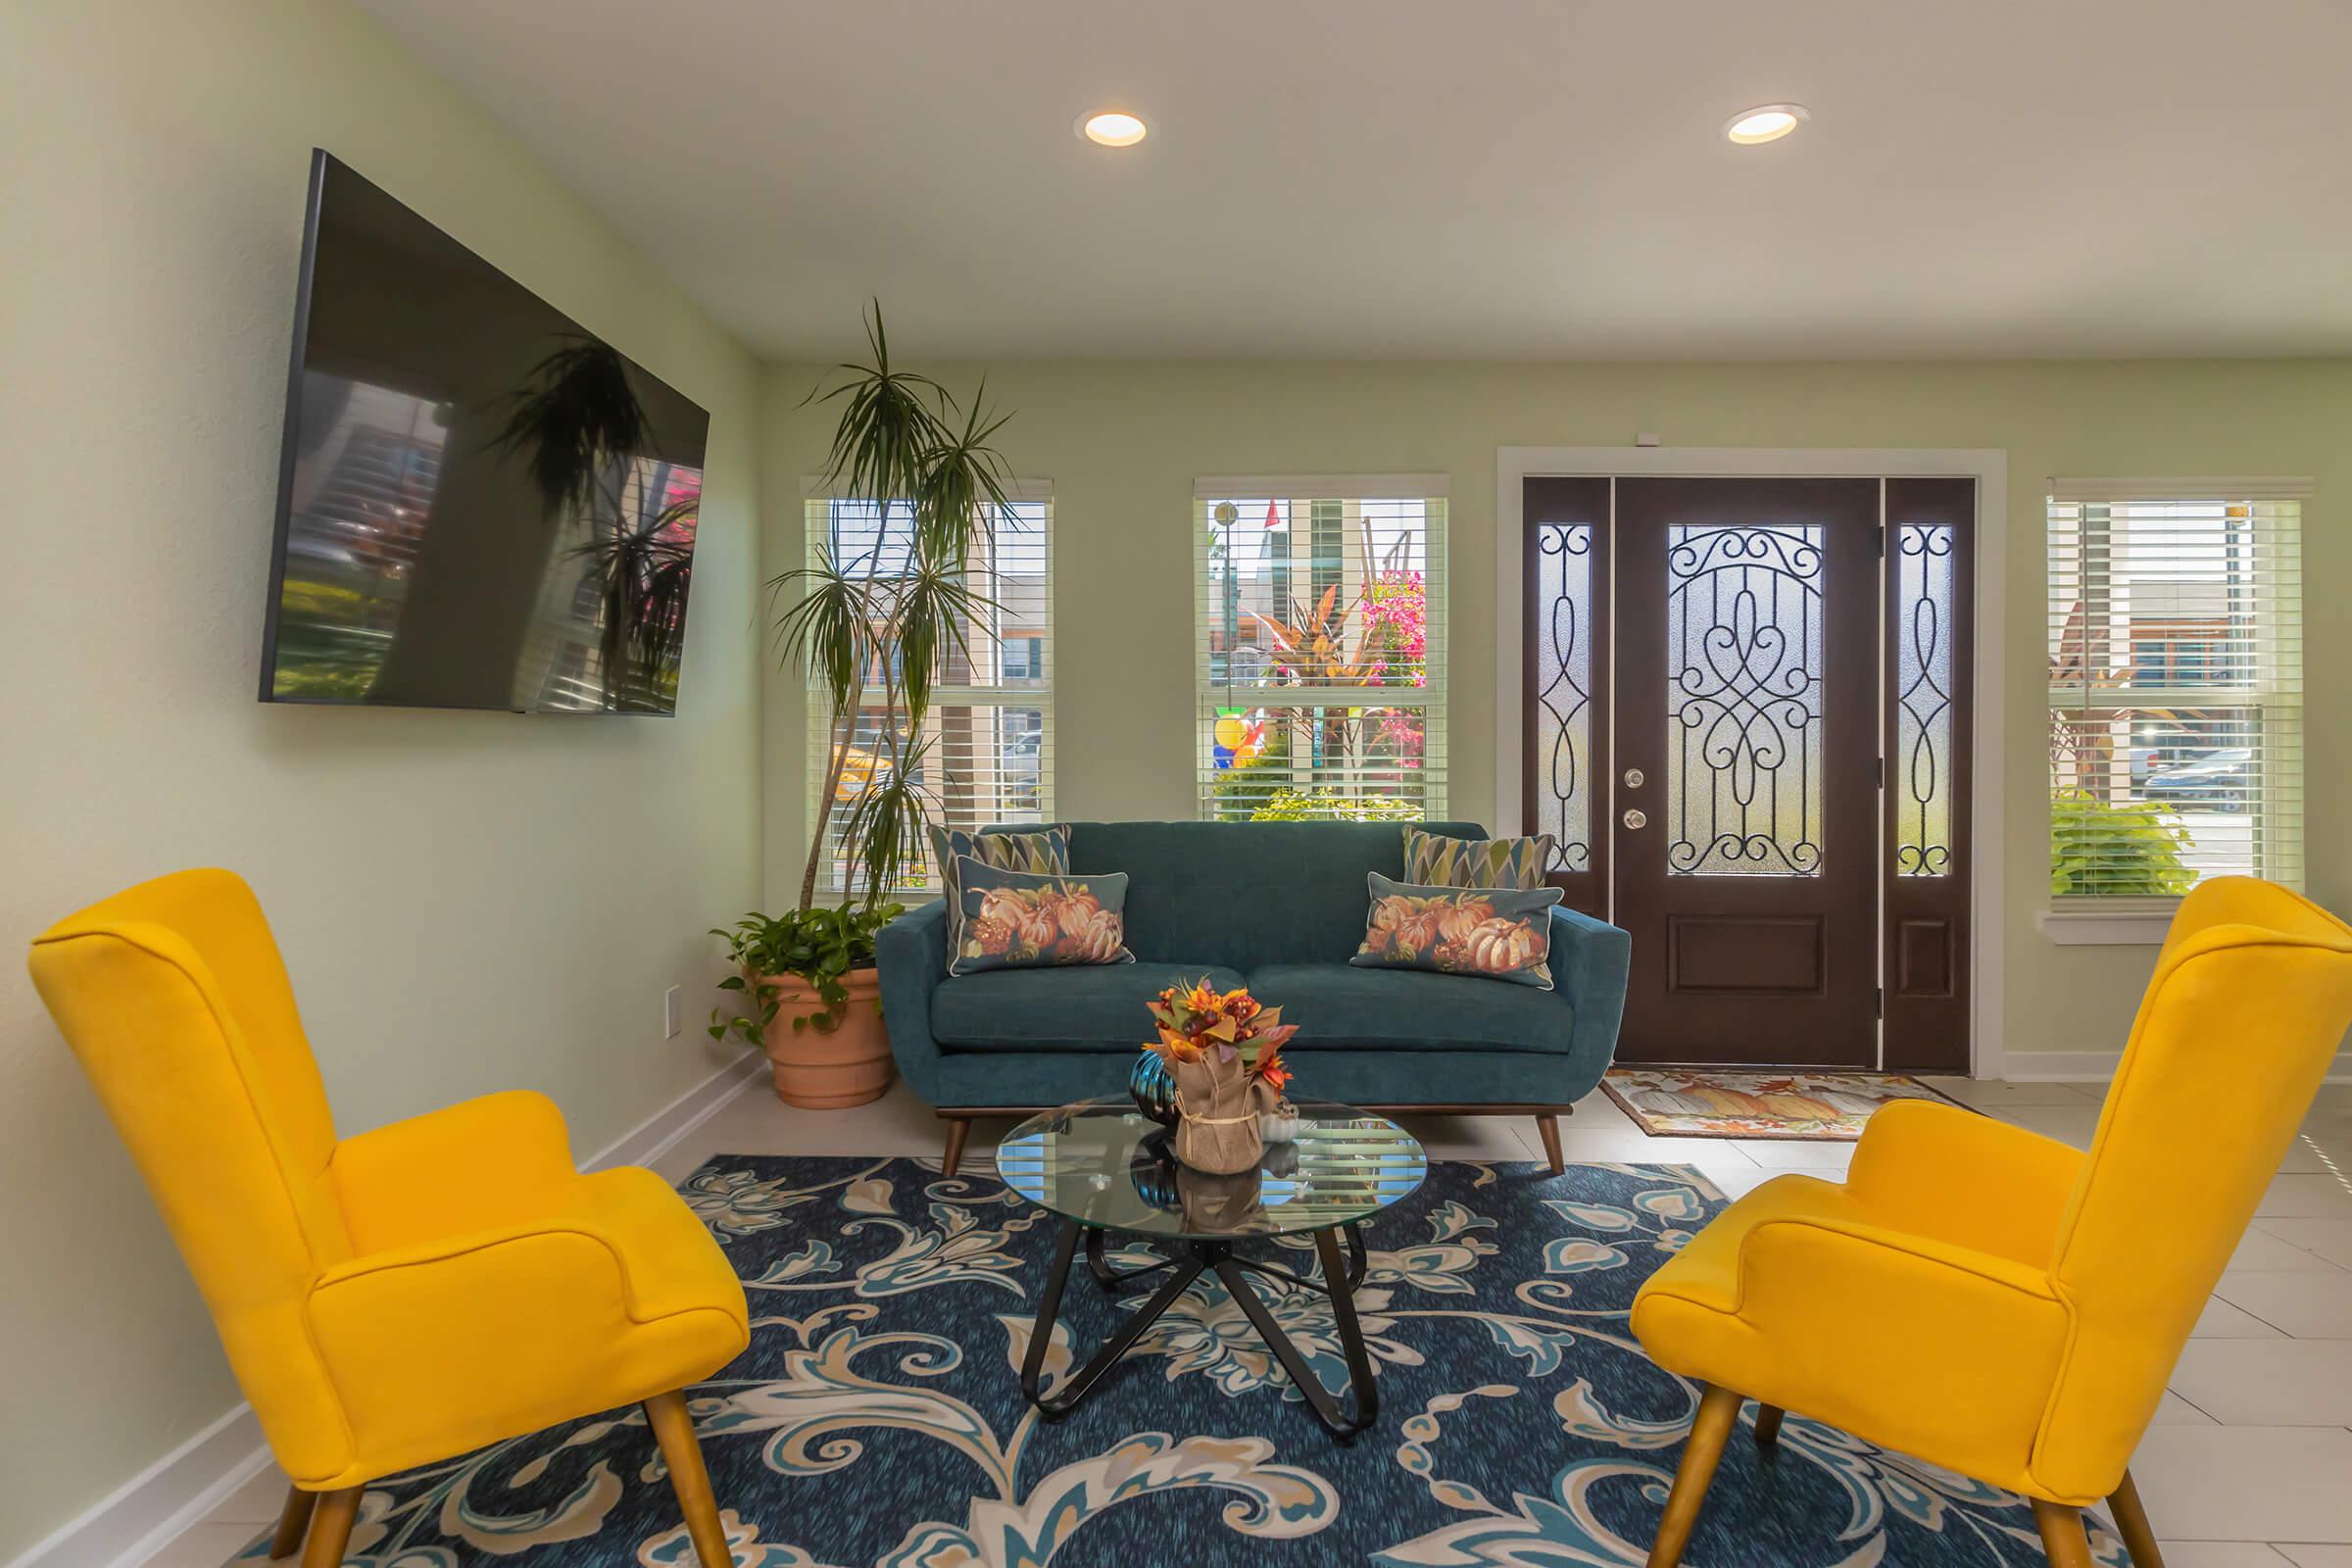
[1494,447,2009,1079]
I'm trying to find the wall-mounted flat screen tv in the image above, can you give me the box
[261,150,709,713]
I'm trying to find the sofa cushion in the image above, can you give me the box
[932,962,1246,1051]
[1244,963,1575,1054]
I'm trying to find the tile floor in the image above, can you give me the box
[147,1073,2352,1566]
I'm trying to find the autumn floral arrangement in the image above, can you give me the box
[1142,980,1298,1173]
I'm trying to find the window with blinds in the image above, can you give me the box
[804,489,1052,896]
[1194,478,1447,822]
[2046,479,2304,901]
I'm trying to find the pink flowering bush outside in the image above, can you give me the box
[1365,567,1427,761]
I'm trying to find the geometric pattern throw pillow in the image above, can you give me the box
[1403,825,1556,890]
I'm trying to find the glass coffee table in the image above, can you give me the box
[996,1097,1426,1441]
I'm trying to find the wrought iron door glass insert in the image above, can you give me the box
[1895,524,1955,875]
[999,1100,1426,1439]
[1663,524,1825,875]
[1533,522,1594,873]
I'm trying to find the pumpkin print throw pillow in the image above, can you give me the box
[948,858,1136,976]
[1349,872,1562,989]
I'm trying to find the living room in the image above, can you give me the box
[6,4,2350,1568]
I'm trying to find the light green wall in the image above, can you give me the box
[0,3,761,1556]
[9,8,2350,1550]
[759,357,2351,1064]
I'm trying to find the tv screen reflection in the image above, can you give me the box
[263,153,710,713]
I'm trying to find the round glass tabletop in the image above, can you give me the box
[997,1098,1427,1240]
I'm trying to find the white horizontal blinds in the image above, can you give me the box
[1194,478,1448,822]
[804,491,1054,896]
[2046,480,2304,899]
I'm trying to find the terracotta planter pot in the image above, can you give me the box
[749,965,894,1108]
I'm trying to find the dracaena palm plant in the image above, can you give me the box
[768,302,1016,910]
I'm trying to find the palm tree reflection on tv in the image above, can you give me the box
[270,338,699,713]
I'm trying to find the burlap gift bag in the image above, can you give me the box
[1173,1161,1264,1232]
[1168,1056,1266,1174]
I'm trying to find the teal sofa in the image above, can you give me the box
[875,820,1631,1174]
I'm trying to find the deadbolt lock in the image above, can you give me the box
[1623,767,1645,788]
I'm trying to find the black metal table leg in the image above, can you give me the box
[1018,1221,1378,1438]
[1019,1218,1082,1404]
[1085,1225,1181,1292]
[1343,1220,1368,1289]
[1314,1225,1379,1432]
[1227,1221,1369,1297]
[1209,1227,1379,1441]
[1022,1220,1207,1420]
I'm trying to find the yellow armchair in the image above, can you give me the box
[29,869,751,1568]
[1631,877,2352,1568]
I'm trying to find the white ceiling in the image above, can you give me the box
[358,0,2352,362]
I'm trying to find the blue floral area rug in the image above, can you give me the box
[235,1155,2132,1567]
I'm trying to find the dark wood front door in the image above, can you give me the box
[1612,478,1882,1066]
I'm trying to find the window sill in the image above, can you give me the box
[2038,906,2180,946]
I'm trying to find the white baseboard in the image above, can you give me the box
[3,1401,270,1568]
[6,1049,767,1568]
[582,1047,766,1172]
[2003,1050,2352,1084]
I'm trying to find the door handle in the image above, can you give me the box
[1623,808,1648,830]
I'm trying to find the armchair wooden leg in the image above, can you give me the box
[1534,1113,1565,1174]
[645,1389,731,1568]
[1644,1383,1741,1568]
[2032,1498,2095,1568]
[1753,1403,1785,1449]
[267,1485,317,1560]
[2107,1470,2167,1568]
[297,1488,359,1568]
[942,1116,973,1177]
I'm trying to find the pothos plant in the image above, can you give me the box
[708,905,903,1039]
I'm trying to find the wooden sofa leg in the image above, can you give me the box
[942,1117,972,1177]
[1645,1383,1740,1567]
[268,1484,316,1559]
[1534,1113,1565,1174]
[298,1488,360,1568]
[1753,1403,1786,1448]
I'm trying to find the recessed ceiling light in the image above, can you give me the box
[1077,111,1148,148]
[1725,103,1809,145]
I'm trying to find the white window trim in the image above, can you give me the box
[2037,904,2180,946]
[1196,473,1450,500]
[1494,446,2009,1079]
[2049,476,2312,503]
[802,474,1055,506]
